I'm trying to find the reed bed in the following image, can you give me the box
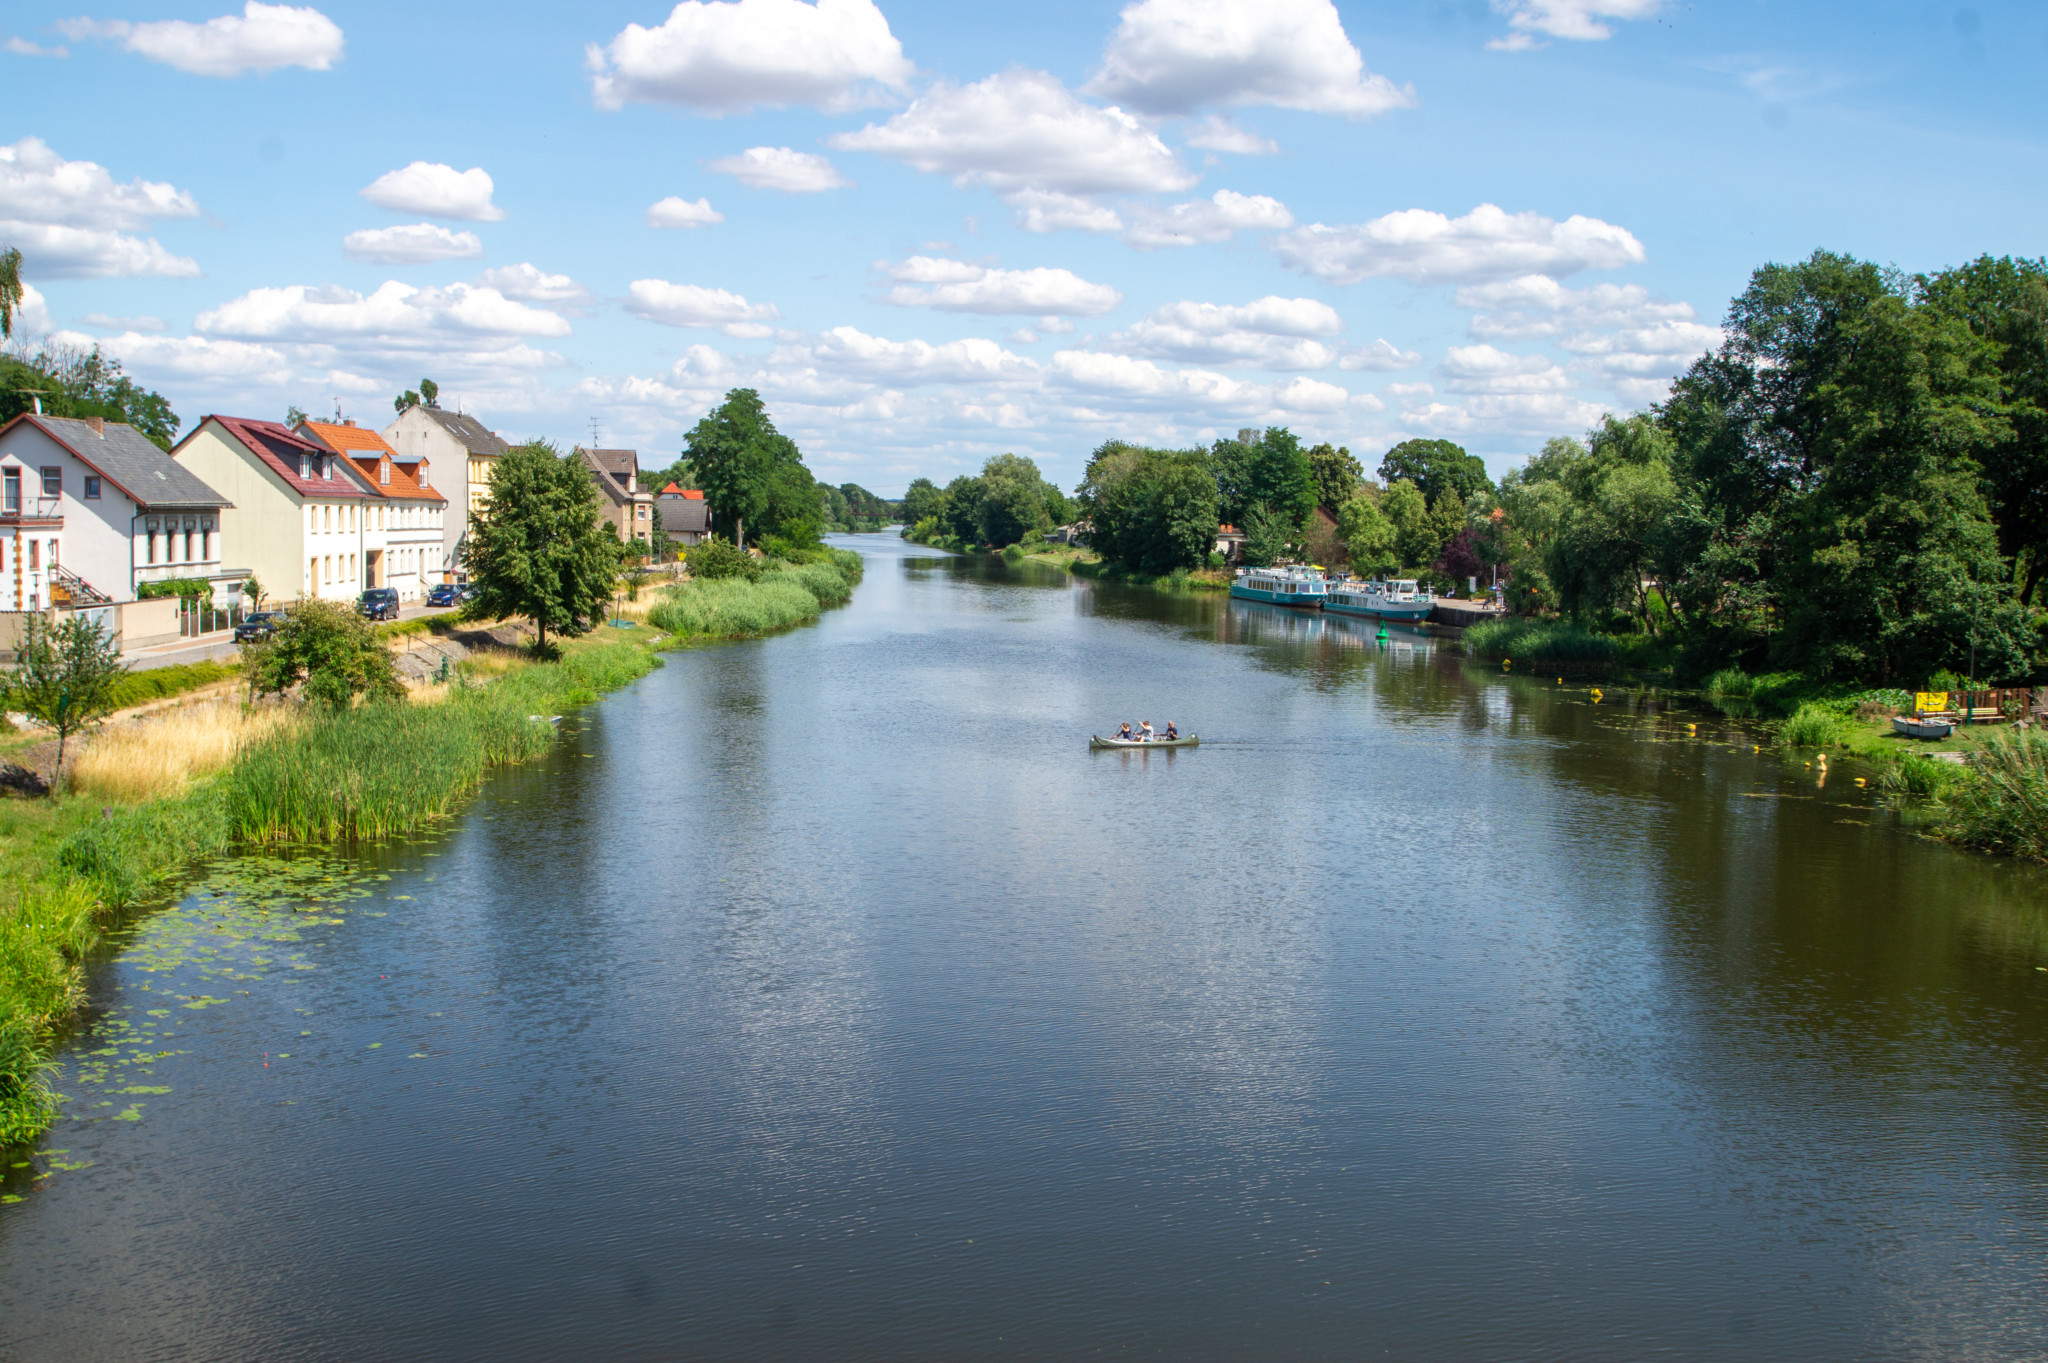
[69,701,297,803]
[1463,618,1622,666]
[1943,728,2048,862]
[648,559,858,641]
[1776,702,1858,750]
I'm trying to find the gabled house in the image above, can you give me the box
[381,403,509,575]
[297,419,451,600]
[655,483,712,548]
[0,412,234,609]
[171,415,386,604]
[575,447,654,549]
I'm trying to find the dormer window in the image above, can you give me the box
[322,458,332,480]
[299,455,310,478]
[380,461,390,485]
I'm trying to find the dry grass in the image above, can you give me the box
[69,701,298,803]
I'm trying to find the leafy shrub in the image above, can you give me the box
[687,538,760,582]
[1464,618,1621,665]
[1705,667,1752,699]
[1875,751,1965,800]
[1777,702,1856,749]
[135,577,214,600]
[241,599,402,710]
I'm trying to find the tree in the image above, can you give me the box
[1078,441,1218,574]
[687,388,799,551]
[900,477,946,527]
[393,379,438,415]
[0,245,22,339]
[976,453,1054,546]
[0,341,180,449]
[462,440,619,653]
[1239,503,1294,567]
[1378,438,1493,504]
[7,613,126,789]
[1542,415,1680,627]
[242,575,265,609]
[1214,427,1316,535]
[941,474,984,541]
[1306,442,1364,512]
[243,599,403,709]
[1380,480,1434,567]
[1337,492,1399,576]
[285,404,309,428]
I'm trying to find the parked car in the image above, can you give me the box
[358,587,400,621]
[234,610,282,643]
[425,582,459,607]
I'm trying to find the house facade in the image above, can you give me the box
[0,412,234,610]
[298,419,449,603]
[172,415,392,605]
[576,447,654,549]
[655,483,712,548]
[381,404,509,577]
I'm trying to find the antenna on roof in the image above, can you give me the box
[588,417,603,450]
[332,397,342,423]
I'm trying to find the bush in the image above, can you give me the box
[1943,728,2048,861]
[1875,751,1965,800]
[1705,667,1752,699]
[1463,618,1622,665]
[134,577,214,600]
[242,598,402,709]
[1777,702,1856,749]
[687,538,760,582]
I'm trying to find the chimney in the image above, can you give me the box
[344,418,355,427]
[88,416,105,436]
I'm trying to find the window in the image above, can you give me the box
[83,476,101,499]
[4,469,18,512]
[28,540,38,569]
[146,519,159,564]
[41,467,60,497]
[380,462,390,486]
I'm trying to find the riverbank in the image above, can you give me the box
[0,548,868,1144]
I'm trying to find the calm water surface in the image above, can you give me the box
[6,534,2048,1360]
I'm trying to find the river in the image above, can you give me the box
[5,533,2048,1360]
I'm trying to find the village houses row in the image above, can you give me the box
[0,403,712,631]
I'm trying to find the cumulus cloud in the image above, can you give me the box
[81,310,165,333]
[1275,203,1645,286]
[587,0,912,114]
[1455,275,1695,339]
[473,263,593,312]
[196,281,572,342]
[58,2,342,77]
[0,137,201,278]
[1339,339,1424,371]
[1050,348,1348,413]
[705,146,850,192]
[1122,188,1292,248]
[1488,0,1661,50]
[880,257,1122,316]
[341,222,482,264]
[788,327,1040,386]
[1399,394,1611,436]
[647,195,723,228]
[1436,344,1572,395]
[1103,295,1340,369]
[1007,190,1124,235]
[625,279,781,336]
[832,68,1196,198]
[1088,0,1414,118]
[61,328,293,383]
[1183,115,1277,155]
[6,37,69,57]
[359,162,504,222]
[13,284,53,333]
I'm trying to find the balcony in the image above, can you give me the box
[0,495,63,525]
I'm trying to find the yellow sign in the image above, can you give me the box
[1914,691,1948,714]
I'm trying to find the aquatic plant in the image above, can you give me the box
[1874,750,1965,800]
[648,556,860,641]
[1777,702,1858,749]
[1943,728,2048,862]
[1463,618,1622,666]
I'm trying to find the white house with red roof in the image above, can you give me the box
[172,415,385,605]
[0,411,234,610]
[297,418,450,602]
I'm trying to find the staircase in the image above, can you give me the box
[48,563,113,607]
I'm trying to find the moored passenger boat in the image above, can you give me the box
[1229,565,1328,608]
[1324,577,1435,621]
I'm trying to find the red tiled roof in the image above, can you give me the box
[660,482,704,499]
[342,453,447,503]
[196,415,371,500]
[299,419,396,457]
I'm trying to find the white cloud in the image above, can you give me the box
[789,326,1040,386]
[473,263,593,311]
[1090,0,1414,118]
[1455,274,1694,339]
[55,327,290,385]
[6,37,69,57]
[1399,394,1610,436]
[58,3,342,77]
[705,146,850,192]
[647,195,724,228]
[0,224,199,279]
[81,310,165,333]
[1007,189,1124,235]
[1049,348,1348,413]
[0,137,200,278]
[1122,188,1292,248]
[1386,381,1433,397]
[1338,338,1423,371]
[1103,295,1340,369]
[1437,344,1572,395]
[13,284,52,333]
[341,222,482,264]
[1275,203,1645,286]
[197,281,572,342]
[832,68,1196,197]
[625,279,781,336]
[587,0,912,114]
[1489,0,1660,49]
[359,163,504,222]
[880,257,1122,317]
[1184,115,1277,155]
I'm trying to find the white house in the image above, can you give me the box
[172,414,404,605]
[0,412,235,609]
[298,418,449,603]
[381,403,509,579]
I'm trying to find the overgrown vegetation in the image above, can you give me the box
[1462,618,1626,668]
[651,549,862,641]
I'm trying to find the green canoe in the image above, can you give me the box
[1089,734,1199,750]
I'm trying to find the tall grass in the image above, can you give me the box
[1463,618,1622,666]
[70,701,296,803]
[1777,702,1857,749]
[1944,728,2048,862]
[648,555,861,641]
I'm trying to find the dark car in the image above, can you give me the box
[358,587,400,621]
[233,610,282,643]
[425,582,459,607]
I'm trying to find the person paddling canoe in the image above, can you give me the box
[1141,721,1155,742]
[1164,721,1178,740]
[1116,722,1135,741]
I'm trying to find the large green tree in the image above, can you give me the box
[1078,441,1219,574]
[1214,427,1316,535]
[1337,492,1399,576]
[463,440,620,652]
[685,388,798,550]
[1378,439,1492,504]
[0,342,179,449]
[900,477,946,528]
[1306,442,1364,512]
[975,453,1055,546]
[243,599,403,710]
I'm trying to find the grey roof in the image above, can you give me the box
[420,407,510,457]
[34,415,230,511]
[657,493,711,534]
[587,448,637,479]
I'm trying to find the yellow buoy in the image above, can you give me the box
[1752,745,1760,754]
[1855,777,1867,787]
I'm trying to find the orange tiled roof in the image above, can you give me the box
[660,482,705,499]
[301,419,397,456]
[344,452,446,503]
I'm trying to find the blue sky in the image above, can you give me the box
[3,0,2044,494]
